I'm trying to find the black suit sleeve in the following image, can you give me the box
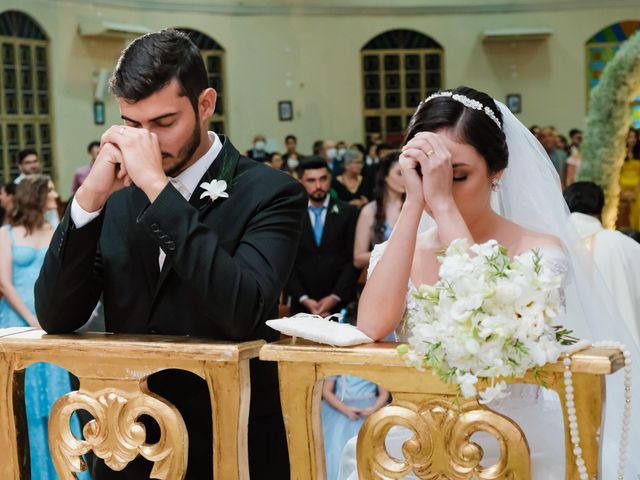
[138,180,307,340]
[35,207,104,333]
[284,262,306,303]
[332,205,360,301]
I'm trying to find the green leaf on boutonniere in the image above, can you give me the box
[331,204,339,214]
[216,155,236,186]
[209,152,246,195]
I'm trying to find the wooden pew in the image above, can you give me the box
[0,327,262,480]
[261,338,623,479]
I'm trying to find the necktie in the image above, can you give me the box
[310,206,325,246]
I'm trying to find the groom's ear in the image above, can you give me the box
[198,88,217,122]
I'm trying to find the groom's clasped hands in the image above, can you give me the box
[76,125,168,212]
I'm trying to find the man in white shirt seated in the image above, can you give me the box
[564,181,640,345]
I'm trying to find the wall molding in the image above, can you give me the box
[55,0,640,17]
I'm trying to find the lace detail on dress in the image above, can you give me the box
[530,245,570,309]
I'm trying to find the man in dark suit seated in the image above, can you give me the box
[286,158,360,317]
[35,29,307,479]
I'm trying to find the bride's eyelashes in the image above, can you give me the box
[453,176,468,182]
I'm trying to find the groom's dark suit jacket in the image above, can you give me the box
[35,137,307,479]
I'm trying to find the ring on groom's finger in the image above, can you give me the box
[119,127,125,135]
[426,149,435,156]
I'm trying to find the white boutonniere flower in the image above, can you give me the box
[331,204,339,214]
[199,180,229,204]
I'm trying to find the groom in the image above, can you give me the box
[35,29,306,478]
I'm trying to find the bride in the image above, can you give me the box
[338,86,639,479]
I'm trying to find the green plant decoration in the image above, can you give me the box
[578,31,640,228]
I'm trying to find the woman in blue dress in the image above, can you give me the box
[0,175,88,479]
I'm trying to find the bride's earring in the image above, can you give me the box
[491,179,500,191]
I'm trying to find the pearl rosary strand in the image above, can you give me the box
[563,340,632,480]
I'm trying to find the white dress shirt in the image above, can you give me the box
[71,132,223,269]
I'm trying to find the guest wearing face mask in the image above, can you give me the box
[319,139,343,176]
[336,141,348,162]
[246,134,268,162]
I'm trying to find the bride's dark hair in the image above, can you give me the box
[404,86,508,174]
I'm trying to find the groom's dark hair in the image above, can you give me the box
[405,86,508,174]
[109,29,208,113]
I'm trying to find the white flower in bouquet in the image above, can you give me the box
[399,238,575,404]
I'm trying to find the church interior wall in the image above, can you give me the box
[3,0,638,196]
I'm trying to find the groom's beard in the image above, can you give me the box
[164,114,202,178]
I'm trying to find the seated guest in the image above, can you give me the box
[312,139,324,156]
[283,134,304,170]
[364,141,379,167]
[266,151,285,170]
[246,134,268,161]
[14,148,41,184]
[565,181,640,345]
[331,149,372,209]
[71,140,100,195]
[336,140,348,163]
[286,159,359,316]
[350,143,366,156]
[364,142,394,182]
[353,152,404,269]
[0,175,87,480]
[268,151,301,179]
[539,127,568,187]
[318,139,342,175]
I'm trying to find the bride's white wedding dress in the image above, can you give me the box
[333,98,638,478]
[337,241,570,480]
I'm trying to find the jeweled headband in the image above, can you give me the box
[421,91,502,129]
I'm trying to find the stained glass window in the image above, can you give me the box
[586,20,640,128]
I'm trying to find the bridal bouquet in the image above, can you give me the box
[398,238,575,404]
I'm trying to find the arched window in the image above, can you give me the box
[361,29,444,144]
[586,20,640,127]
[0,10,52,181]
[177,28,227,135]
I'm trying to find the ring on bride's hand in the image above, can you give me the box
[426,149,435,156]
[119,126,125,135]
